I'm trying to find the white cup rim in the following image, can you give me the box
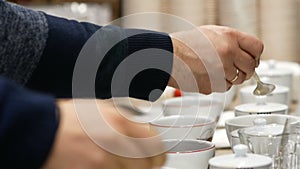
[162,96,222,107]
[163,139,215,154]
[225,114,300,127]
[150,115,215,128]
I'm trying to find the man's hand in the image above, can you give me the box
[169,25,263,94]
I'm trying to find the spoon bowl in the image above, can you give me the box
[253,71,276,96]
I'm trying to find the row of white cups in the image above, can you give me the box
[147,59,300,169]
[115,59,300,169]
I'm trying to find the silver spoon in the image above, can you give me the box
[252,71,276,96]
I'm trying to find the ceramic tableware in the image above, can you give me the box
[234,96,288,116]
[150,115,216,141]
[240,84,290,106]
[163,139,215,169]
[225,114,300,148]
[256,60,300,101]
[162,96,223,122]
[182,86,237,110]
[209,144,272,169]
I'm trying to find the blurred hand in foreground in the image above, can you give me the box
[42,99,165,169]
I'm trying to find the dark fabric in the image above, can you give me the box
[26,14,173,101]
[0,2,173,169]
[126,29,173,101]
[0,77,58,169]
[0,0,48,85]
[26,14,100,98]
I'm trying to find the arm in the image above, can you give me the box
[0,77,166,169]
[1,0,263,101]
[28,17,262,98]
[0,0,173,101]
[0,77,58,169]
[26,16,173,101]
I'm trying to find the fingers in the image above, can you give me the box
[230,69,239,83]
[171,25,263,94]
[109,132,165,169]
[237,31,264,67]
[102,137,166,169]
[117,154,166,169]
[234,49,256,80]
[96,150,154,169]
[117,157,152,169]
[121,118,167,168]
[224,31,261,85]
[225,67,246,84]
[223,55,247,86]
[150,153,166,168]
[99,101,166,169]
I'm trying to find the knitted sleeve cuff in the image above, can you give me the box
[94,28,173,101]
[0,77,59,169]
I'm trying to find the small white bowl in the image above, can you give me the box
[239,84,290,106]
[162,96,223,122]
[256,60,294,91]
[209,144,272,169]
[234,102,288,116]
[182,86,237,110]
[163,139,215,169]
[257,60,300,101]
[150,115,216,141]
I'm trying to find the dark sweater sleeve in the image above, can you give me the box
[0,0,48,85]
[26,14,173,101]
[0,77,59,169]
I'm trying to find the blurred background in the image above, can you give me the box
[10,0,300,62]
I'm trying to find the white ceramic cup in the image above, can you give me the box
[234,97,288,116]
[225,114,300,149]
[256,59,300,102]
[162,96,223,122]
[239,84,290,106]
[150,115,216,141]
[209,144,273,169]
[182,86,237,110]
[163,139,215,169]
[256,60,294,92]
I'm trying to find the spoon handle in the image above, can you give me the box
[252,71,261,83]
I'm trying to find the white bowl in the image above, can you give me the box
[234,102,288,116]
[257,60,300,101]
[150,115,216,141]
[163,139,215,169]
[239,84,290,106]
[209,144,272,169]
[256,67,293,89]
[182,86,237,110]
[162,96,223,121]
